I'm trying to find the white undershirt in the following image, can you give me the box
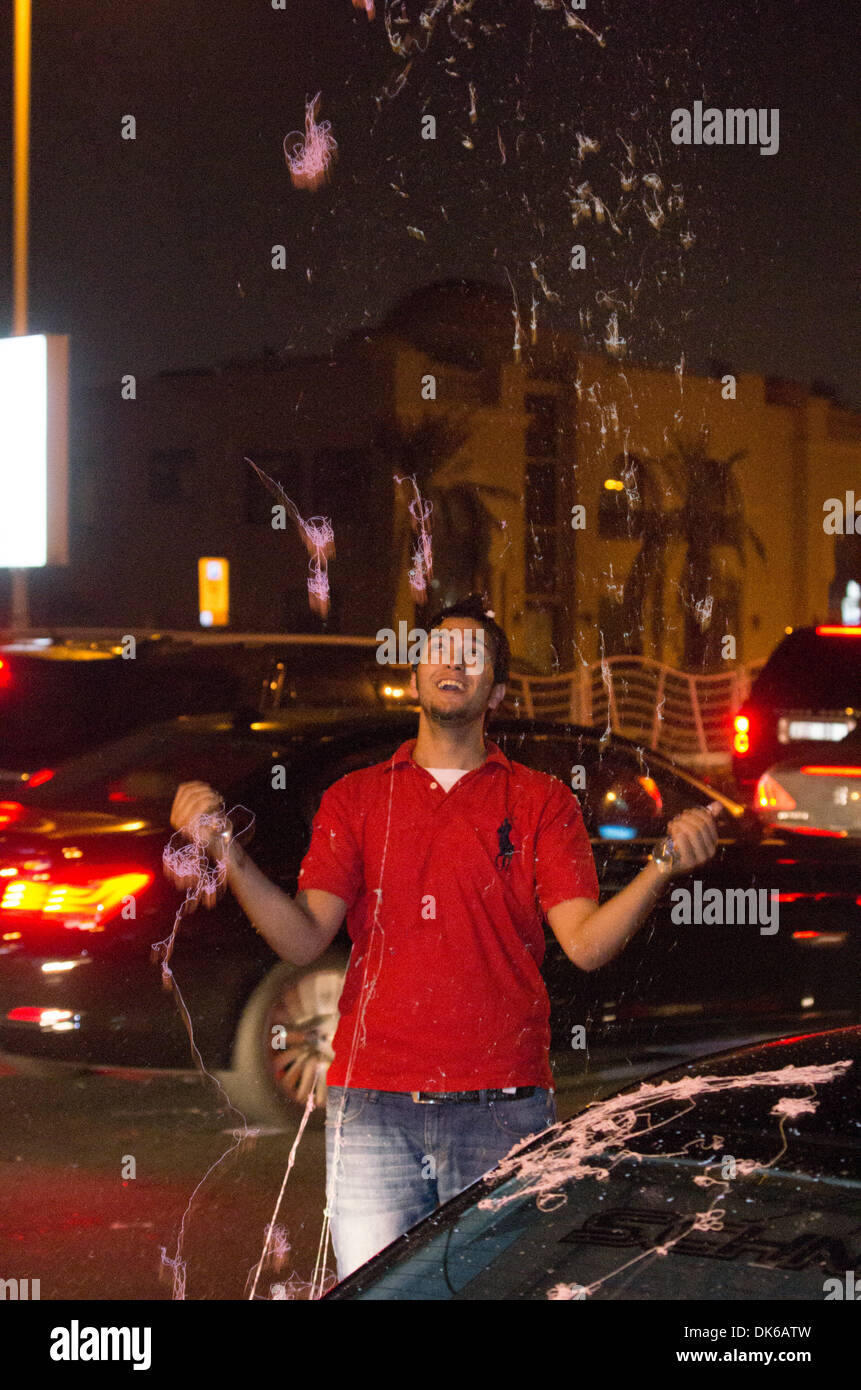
[425,767,471,793]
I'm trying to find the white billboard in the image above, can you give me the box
[0,334,69,567]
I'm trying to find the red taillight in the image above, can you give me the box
[755,772,796,812]
[815,625,861,636]
[25,768,54,789]
[637,775,663,814]
[5,1007,76,1029]
[782,825,848,838]
[733,713,750,755]
[0,657,9,688]
[799,765,861,777]
[0,871,153,929]
[0,802,24,828]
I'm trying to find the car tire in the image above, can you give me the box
[216,949,347,1130]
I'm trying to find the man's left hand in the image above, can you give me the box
[656,802,723,877]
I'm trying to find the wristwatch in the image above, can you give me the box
[649,835,679,875]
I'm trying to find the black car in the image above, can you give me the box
[732,625,861,798]
[0,712,859,1127]
[0,631,392,783]
[323,1025,861,1300]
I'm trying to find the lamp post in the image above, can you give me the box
[10,0,31,628]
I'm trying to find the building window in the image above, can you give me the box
[526,526,557,598]
[526,463,557,528]
[244,450,305,524]
[312,448,365,498]
[147,449,194,503]
[524,395,559,457]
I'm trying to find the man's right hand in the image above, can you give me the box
[170,781,232,860]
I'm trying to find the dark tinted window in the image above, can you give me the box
[751,632,861,708]
[299,736,407,826]
[19,724,276,812]
[147,448,194,502]
[493,731,707,836]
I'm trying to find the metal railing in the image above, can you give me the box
[503,656,765,767]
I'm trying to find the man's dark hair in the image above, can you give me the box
[419,593,510,685]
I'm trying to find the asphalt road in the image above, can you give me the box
[0,1040,767,1301]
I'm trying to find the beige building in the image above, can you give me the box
[59,281,860,673]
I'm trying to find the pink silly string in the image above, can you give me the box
[479,1061,853,1217]
[246,1068,337,1300]
[284,93,338,191]
[395,473,434,601]
[245,456,335,616]
[156,802,256,1298]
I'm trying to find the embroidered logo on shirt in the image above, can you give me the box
[495,816,516,870]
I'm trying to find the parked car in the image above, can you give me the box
[323,1024,861,1300]
[0,630,391,783]
[754,725,861,839]
[732,625,861,798]
[0,713,859,1127]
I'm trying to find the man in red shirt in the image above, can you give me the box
[170,597,719,1282]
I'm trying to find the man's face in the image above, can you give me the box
[409,617,506,727]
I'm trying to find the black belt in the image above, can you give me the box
[408,1086,536,1104]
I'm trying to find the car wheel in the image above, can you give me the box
[217,950,347,1129]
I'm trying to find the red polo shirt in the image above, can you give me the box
[297,737,600,1092]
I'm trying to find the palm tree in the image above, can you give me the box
[372,414,517,619]
[617,428,766,670]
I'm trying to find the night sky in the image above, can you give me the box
[0,0,857,403]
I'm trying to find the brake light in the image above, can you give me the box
[799,765,861,777]
[6,1007,76,1027]
[637,776,663,813]
[0,657,9,688]
[755,772,796,811]
[733,714,750,755]
[0,871,153,929]
[25,768,54,788]
[782,825,848,838]
[815,625,861,636]
[0,802,24,829]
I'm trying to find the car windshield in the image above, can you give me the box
[751,633,861,708]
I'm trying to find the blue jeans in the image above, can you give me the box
[325,1085,556,1281]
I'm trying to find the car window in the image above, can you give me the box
[751,632,861,708]
[19,726,276,811]
[299,736,409,826]
[493,731,708,837]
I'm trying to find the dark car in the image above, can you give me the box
[1,712,859,1127]
[0,630,392,783]
[754,725,861,839]
[732,625,861,798]
[323,1025,861,1300]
